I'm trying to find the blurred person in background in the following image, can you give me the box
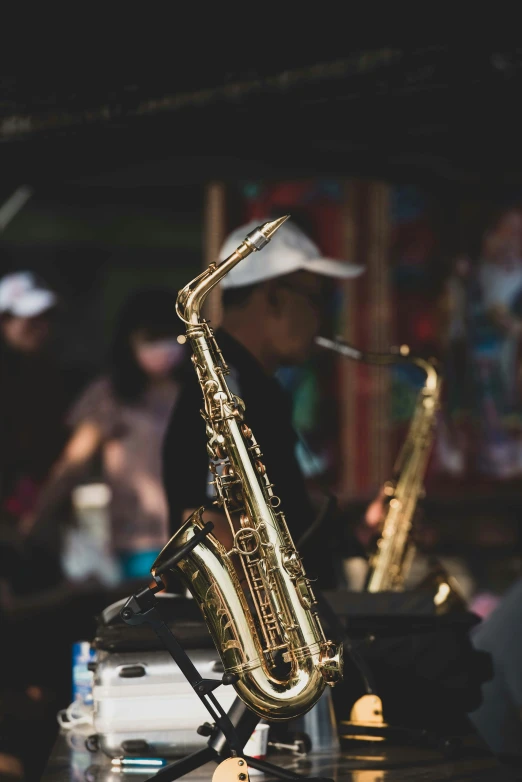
[0,271,79,599]
[435,209,522,615]
[438,208,522,481]
[0,272,71,538]
[29,288,188,582]
[0,271,79,780]
[467,206,522,479]
[473,206,522,477]
[469,577,522,760]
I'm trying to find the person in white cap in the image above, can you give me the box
[163,218,364,587]
[0,271,72,540]
[217,218,364,366]
[0,271,58,354]
[0,271,69,778]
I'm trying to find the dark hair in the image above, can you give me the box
[110,288,185,403]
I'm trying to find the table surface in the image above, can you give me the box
[42,731,520,782]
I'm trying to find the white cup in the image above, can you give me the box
[244,723,269,775]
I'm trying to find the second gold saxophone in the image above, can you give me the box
[316,336,465,614]
[152,218,342,722]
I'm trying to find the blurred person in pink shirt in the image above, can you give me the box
[29,288,188,581]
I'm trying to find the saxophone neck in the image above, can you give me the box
[316,336,441,393]
[177,216,290,326]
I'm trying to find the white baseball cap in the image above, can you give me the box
[0,271,58,317]
[219,218,365,289]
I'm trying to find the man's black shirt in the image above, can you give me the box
[163,330,314,537]
[161,329,337,582]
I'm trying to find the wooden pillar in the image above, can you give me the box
[338,181,359,497]
[202,182,226,325]
[367,182,391,489]
[337,180,392,500]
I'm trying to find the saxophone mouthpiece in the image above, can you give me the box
[244,215,290,253]
[260,215,290,240]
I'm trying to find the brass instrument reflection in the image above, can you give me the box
[152,219,342,722]
[316,336,465,614]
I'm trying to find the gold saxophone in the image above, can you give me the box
[153,218,342,722]
[316,336,465,614]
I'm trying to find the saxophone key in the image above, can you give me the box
[383,481,395,497]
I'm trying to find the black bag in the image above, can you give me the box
[321,590,493,734]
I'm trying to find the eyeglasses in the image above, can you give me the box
[276,282,325,312]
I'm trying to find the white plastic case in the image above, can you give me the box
[92,648,237,758]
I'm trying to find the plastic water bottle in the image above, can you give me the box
[72,641,96,706]
[57,643,95,735]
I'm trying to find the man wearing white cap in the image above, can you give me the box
[0,271,72,541]
[217,218,364,366]
[163,218,363,585]
[0,271,58,354]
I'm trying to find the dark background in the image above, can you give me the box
[2,42,522,587]
[4,43,522,368]
[2,40,522,780]
[3,44,522,187]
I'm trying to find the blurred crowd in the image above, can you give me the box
[0,274,189,584]
[439,205,522,480]
[0,273,190,778]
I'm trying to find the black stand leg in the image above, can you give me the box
[119,523,333,782]
[244,756,303,780]
[207,695,259,756]
[152,746,217,782]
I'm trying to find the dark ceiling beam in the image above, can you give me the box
[0,49,401,141]
[3,46,522,188]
